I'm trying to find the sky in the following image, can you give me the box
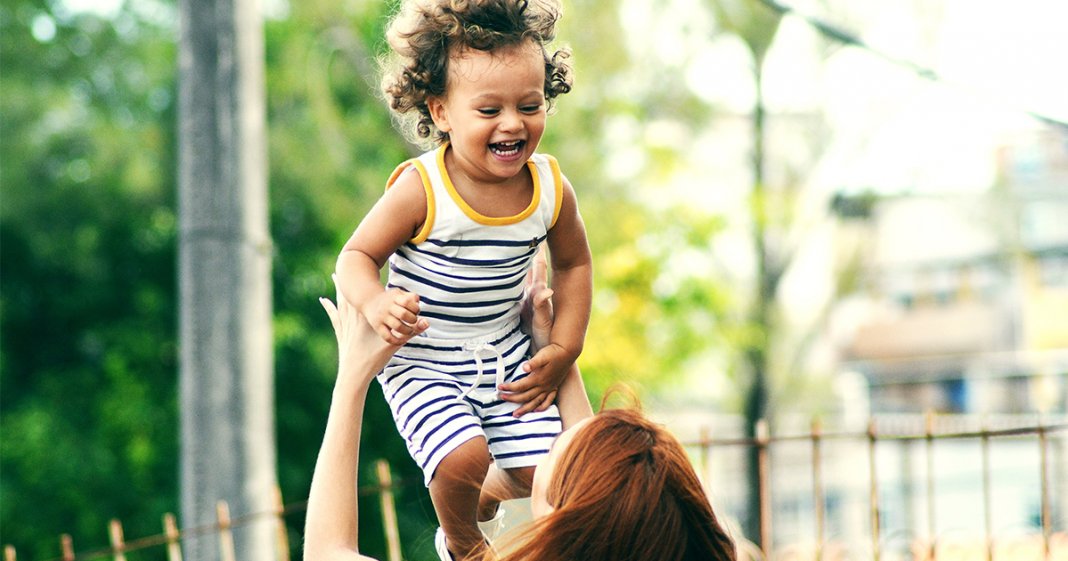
[691,0,1068,195]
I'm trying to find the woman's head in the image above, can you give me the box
[513,408,737,561]
[381,0,573,146]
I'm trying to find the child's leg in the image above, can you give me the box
[477,368,589,521]
[429,437,493,560]
[477,465,535,521]
[555,363,593,429]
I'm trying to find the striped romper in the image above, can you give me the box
[378,144,564,486]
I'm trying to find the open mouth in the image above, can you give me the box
[489,140,525,157]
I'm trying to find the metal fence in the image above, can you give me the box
[2,459,408,561]
[683,413,1068,561]
[5,418,1065,561]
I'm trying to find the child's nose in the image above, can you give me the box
[498,110,523,132]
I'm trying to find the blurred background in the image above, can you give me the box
[2,0,1066,559]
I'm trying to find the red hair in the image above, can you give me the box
[495,408,736,561]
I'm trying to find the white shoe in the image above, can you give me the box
[478,506,506,542]
[434,527,452,561]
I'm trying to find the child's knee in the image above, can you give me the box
[434,437,492,486]
[504,465,535,490]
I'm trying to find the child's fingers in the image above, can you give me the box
[534,390,557,413]
[511,391,552,417]
[498,369,537,394]
[500,384,549,406]
[521,350,550,374]
[385,313,430,338]
[390,303,420,325]
[387,319,429,345]
[393,290,421,314]
[376,324,409,346]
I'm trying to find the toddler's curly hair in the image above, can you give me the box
[380,0,573,146]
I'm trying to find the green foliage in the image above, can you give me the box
[1,0,741,559]
[1,1,179,557]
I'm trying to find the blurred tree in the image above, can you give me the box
[702,0,859,547]
[706,0,785,546]
[176,0,277,558]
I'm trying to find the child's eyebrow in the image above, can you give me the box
[470,90,544,102]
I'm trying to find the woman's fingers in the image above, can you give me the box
[319,297,338,324]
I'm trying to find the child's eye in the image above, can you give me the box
[477,108,500,116]
[520,104,543,114]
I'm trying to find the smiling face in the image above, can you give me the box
[427,41,547,188]
[530,416,593,519]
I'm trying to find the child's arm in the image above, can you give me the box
[336,170,429,345]
[516,246,594,425]
[501,177,592,415]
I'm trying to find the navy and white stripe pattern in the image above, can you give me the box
[377,145,565,485]
[386,145,561,340]
[380,325,562,485]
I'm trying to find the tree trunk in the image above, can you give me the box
[177,0,276,558]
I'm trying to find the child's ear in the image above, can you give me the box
[427,96,451,133]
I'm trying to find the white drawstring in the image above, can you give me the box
[460,339,505,398]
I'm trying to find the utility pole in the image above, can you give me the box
[177,0,276,557]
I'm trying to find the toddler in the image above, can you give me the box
[335,1,592,559]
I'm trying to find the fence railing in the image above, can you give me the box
[5,417,1066,561]
[2,459,408,561]
[682,413,1068,561]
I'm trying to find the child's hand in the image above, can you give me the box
[361,288,428,346]
[499,343,575,417]
[319,274,404,382]
[519,246,554,352]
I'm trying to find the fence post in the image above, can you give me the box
[868,419,881,561]
[60,534,75,561]
[699,425,712,487]
[980,418,993,561]
[811,417,825,561]
[164,512,183,561]
[1038,416,1051,561]
[3,545,15,561]
[376,460,403,561]
[756,419,772,560]
[273,486,291,561]
[924,412,936,561]
[109,519,127,561]
[217,501,236,561]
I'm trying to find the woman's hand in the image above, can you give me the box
[519,246,554,352]
[509,246,562,416]
[320,274,425,385]
[305,275,420,561]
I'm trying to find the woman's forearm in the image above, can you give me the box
[305,291,397,561]
[303,374,372,561]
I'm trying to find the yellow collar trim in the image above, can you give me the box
[436,144,540,226]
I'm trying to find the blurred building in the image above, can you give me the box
[836,127,1068,415]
